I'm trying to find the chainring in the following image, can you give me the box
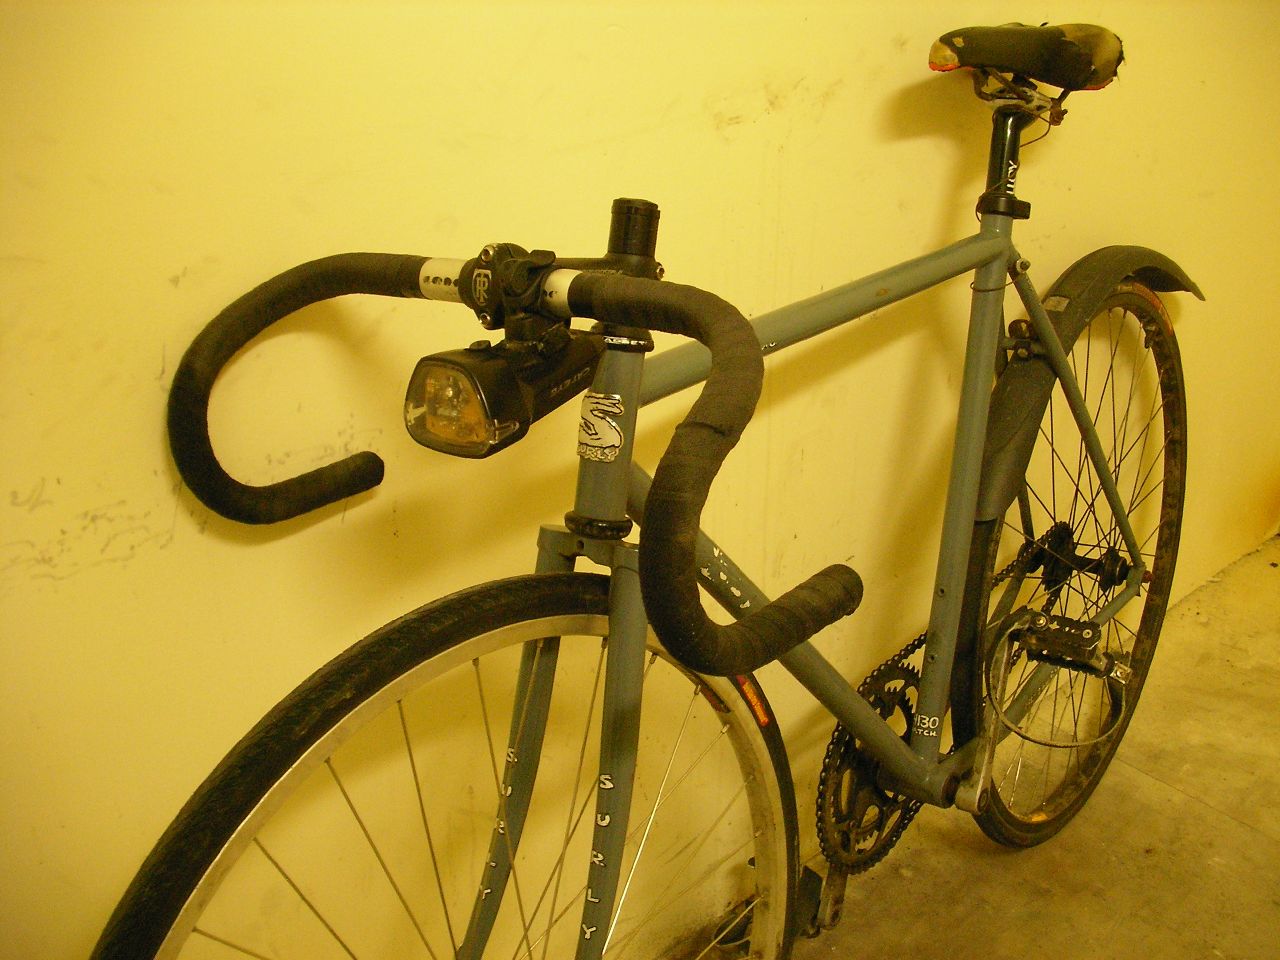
[816,653,924,874]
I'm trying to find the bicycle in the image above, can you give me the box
[92,23,1200,960]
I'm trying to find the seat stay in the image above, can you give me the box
[1011,266,1147,573]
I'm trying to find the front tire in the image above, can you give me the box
[92,574,797,959]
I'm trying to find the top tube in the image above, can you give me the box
[639,231,1009,406]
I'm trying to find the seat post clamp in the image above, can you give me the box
[976,192,1032,219]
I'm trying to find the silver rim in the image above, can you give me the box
[156,611,790,959]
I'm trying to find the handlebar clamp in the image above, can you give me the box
[458,243,561,338]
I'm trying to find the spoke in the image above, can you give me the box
[689,897,757,960]
[253,838,359,960]
[1115,394,1164,476]
[537,642,608,960]
[326,760,438,959]
[1114,407,1164,507]
[1063,671,1089,742]
[1048,391,1058,516]
[520,663,728,960]
[629,718,736,838]
[1040,662,1063,786]
[607,816,757,960]
[1073,442,1104,549]
[399,701,459,958]
[1090,310,1123,436]
[1069,495,1110,565]
[1110,325,1146,490]
[1124,435,1168,520]
[997,732,1027,802]
[1038,413,1090,501]
[1107,321,1125,487]
[604,689,701,949]
[1069,334,1095,531]
[523,730,747,960]
[1023,476,1056,526]
[192,928,279,960]
[515,791,599,960]
[642,651,660,682]
[1109,615,1140,642]
[1136,515,1164,557]
[1127,475,1166,532]
[473,658,537,960]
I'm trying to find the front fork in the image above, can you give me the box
[456,527,649,960]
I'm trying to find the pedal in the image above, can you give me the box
[1013,611,1130,682]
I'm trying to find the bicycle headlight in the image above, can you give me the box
[405,347,527,457]
[405,333,602,458]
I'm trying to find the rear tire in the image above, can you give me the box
[956,280,1187,847]
[92,574,798,958]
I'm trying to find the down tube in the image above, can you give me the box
[626,468,953,804]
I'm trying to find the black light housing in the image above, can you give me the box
[405,332,602,458]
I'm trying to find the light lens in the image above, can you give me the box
[423,365,493,446]
[405,359,521,457]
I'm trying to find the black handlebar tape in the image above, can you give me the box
[167,252,427,524]
[569,274,864,675]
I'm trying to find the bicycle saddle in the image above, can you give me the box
[929,23,1123,91]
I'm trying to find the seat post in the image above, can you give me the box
[978,105,1037,220]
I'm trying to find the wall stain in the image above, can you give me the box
[9,478,54,512]
[1,481,180,593]
[705,75,846,138]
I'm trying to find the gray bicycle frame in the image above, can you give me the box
[626,224,1026,800]
[474,226,1146,960]
[466,118,1151,959]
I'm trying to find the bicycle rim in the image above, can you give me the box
[93,575,795,959]
[965,282,1186,843]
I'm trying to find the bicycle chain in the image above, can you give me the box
[990,533,1067,675]
[992,539,1037,587]
[816,632,926,874]
[814,529,1069,873]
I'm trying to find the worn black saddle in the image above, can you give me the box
[929,23,1123,91]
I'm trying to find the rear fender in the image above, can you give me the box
[976,245,1202,522]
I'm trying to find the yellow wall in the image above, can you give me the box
[3,2,1277,956]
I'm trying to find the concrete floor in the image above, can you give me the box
[792,536,1280,960]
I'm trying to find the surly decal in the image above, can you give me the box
[577,393,624,462]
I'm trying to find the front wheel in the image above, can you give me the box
[92,574,798,959]
[957,280,1187,847]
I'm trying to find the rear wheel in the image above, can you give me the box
[92,574,797,959]
[959,280,1187,847]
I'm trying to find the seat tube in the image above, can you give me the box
[911,225,1009,758]
[912,106,1030,758]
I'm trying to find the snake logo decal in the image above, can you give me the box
[577,392,624,462]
